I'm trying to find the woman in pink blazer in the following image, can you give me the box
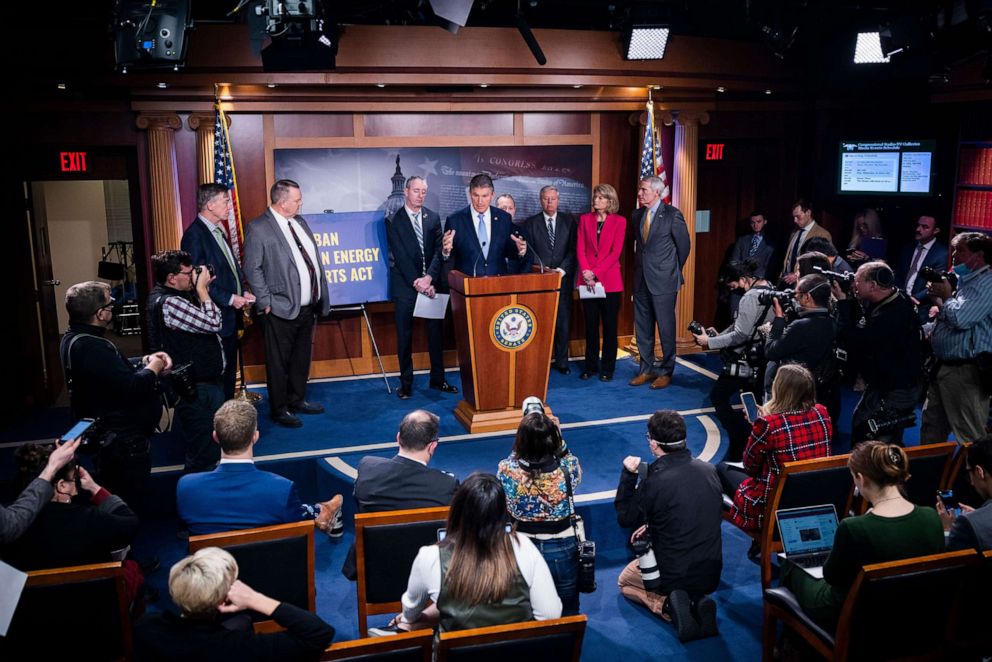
[576,183,626,381]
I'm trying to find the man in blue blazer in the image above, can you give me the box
[176,399,342,536]
[897,215,949,322]
[181,183,256,399]
[442,173,532,277]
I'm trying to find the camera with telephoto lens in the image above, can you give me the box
[631,537,661,592]
[722,341,763,381]
[522,396,545,417]
[919,266,957,289]
[578,540,597,593]
[687,320,717,337]
[756,289,800,317]
[164,362,198,403]
[813,266,855,293]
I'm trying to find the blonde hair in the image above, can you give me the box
[592,183,620,215]
[764,364,817,415]
[168,547,239,616]
[848,208,884,249]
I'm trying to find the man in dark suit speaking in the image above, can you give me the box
[243,179,331,428]
[181,183,256,399]
[898,215,949,322]
[442,173,532,276]
[630,176,691,390]
[386,175,457,400]
[523,185,577,374]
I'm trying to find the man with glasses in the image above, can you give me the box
[940,435,992,552]
[181,183,256,399]
[148,250,225,473]
[60,281,172,511]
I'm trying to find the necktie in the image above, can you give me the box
[287,220,319,305]
[748,233,761,257]
[641,208,652,243]
[787,230,804,273]
[411,212,425,274]
[547,218,556,250]
[212,226,242,295]
[477,212,489,259]
[906,244,925,291]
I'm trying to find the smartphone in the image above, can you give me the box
[937,490,959,510]
[60,418,95,442]
[437,527,446,542]
[740,392,759,422]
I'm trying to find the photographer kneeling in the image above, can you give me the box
[693,259,775,461]
[614,410,723,642]
[148,250,226,474]
[834,262,923,446]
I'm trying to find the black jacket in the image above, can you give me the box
[837,291,922,392]
[614,450,723,596]
[765,308,837,379]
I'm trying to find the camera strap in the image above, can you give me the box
[561,457,585,542]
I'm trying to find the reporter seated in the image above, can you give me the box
[780,442,944,631]
[177,399,343,537]
[4,442,143,602]
[134,547,335,660]
[373,473,562,636]
[0,437,78,546]
[940,435,992,552]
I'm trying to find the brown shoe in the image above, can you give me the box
[315,494,343,535]
[650,375,672,390]
[629,373,656,387]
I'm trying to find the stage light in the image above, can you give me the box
[760,23,798,59]
[255,0,338,72]
[853,32,891,64]
[623,25,670,60]
[113,0,192,72]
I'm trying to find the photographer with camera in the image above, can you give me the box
[833,262,923,445]
[61,281,171,511]
[692,259,775,460]
[920,232,992,445]
[148,250,226,474]
[614,410,722,641]
[764,274,840,421]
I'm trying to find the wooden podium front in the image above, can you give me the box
[448,268,562,433]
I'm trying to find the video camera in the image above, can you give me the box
[813,266,855,293]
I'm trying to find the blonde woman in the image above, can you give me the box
[846,208,887,265]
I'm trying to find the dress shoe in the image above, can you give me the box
[600,373,613,382]
[555,365,571,375]
[289,400,324,415]
[629,373,656,387]
[272,409,303,428]
[666,590,701,642]
[579,371,595,380]
[397,387,412,400]
[693,595,719,637]
[430,382,458,394]
[315,494,344,538]
[650,375,672,390]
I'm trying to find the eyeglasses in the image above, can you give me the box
[97,296,116,313]
[178,268,195,278]
[644,433,655,444]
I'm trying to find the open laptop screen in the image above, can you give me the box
[776,504,838,556]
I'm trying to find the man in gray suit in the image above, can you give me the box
[243,179,331,428]
[523,186,577,374]
[630,176,691,390]
[942,435,992,552]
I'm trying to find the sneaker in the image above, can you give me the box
[694,595,719,638]
[368,624,402,637]
[315,494,344,537]
[666,590,700,642]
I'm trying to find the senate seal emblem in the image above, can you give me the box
[491,305,536,351]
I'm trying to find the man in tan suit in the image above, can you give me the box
[781,198,832,285]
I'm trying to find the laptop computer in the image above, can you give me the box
[775,504,839,579]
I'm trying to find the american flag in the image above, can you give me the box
[638,99,671,205]
[214,101,244,262]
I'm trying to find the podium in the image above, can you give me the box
[448,267,562,433]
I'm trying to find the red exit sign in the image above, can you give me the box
[59,151,88,172]
[705,143,725,160]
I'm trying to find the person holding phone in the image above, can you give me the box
[940,435,992,552]
[0,437,79,546]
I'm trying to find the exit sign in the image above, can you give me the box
[59,151,88,172]
[705,143,725,160]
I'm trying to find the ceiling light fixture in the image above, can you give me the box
[157,82,168,89]
[376,83,386,88]
[853,31,891,64]
[56,83,67,90]
[623,25,670,60]
[716,86,726,93]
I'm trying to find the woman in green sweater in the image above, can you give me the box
[781,441,944,630]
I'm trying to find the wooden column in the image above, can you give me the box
[663,110,710,352]
[187,112,217,185]
[136,113,183,252]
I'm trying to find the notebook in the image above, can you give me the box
[775,504,839,579]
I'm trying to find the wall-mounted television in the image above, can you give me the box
[837,140,935,196]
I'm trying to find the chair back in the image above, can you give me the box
[0,562,130,661]
[355,506,449,636]
[834,549,978,662]
[189,520,314,625]
[437,615,587,662]
[900,442,958,507]
[952,548,992,656]
[321,629,433,662]
[758,454,855,588]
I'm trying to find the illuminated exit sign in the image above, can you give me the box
[60,151,88,172]
[705,143,725,160]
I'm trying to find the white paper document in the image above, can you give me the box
[0,560,27,636]
[413,292,450,319]
[578,283,606,299]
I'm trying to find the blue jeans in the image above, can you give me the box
[530,535,580,616]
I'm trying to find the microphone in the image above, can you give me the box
[472,253,484,278]
[513,230,544,273]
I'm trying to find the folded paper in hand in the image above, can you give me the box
[414,292,450,319]
[578,282,606,299]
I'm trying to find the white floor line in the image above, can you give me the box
[675,355,721,380]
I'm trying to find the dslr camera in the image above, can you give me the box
[813,266,855,293]
[164,362,198,403]
[756,289,800,317]
[722,341,763,381]
[919,266,957,289]
[192,264,216,286]
[522,396,545,416]
[687,320,717,337]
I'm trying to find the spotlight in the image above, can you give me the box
[157,82,167,88]
[623,25,670,60]
[716,86,726,93]
[853,32,891,64]
[113,0,192,71]
[255,0,338,72]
